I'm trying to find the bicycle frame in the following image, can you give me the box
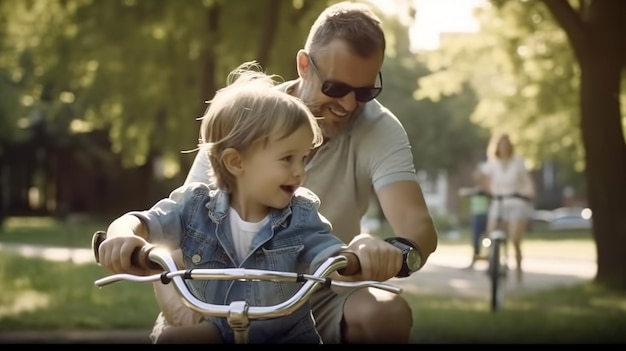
[484,195,509,312]
[483,193,530,312]
[486,227,507,312]
[93,234,402,344]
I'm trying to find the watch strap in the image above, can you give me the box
[384,236,423,277]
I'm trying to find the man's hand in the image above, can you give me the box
[344,233,403,282]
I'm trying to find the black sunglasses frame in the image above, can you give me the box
[307,54,383,103]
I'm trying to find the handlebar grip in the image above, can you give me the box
[337,251,361,276]
[92,230,107,264]
[91,230,161,270]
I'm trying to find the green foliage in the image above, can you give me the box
[374,9,488,172]
[414,0,626,290]
[407,282,626,343]
[0,0,338,172]
[0,251,159,330]
[0,0,489,177]
[0,216,108,248]
[416,0,586,186]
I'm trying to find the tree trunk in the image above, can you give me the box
[177,3,222,175]
[256,0,281,67]
[200,4,221,117]
[579,9,626,289]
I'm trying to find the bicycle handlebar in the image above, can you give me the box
[92,230,162,270]
[491,193,532,202]
[470,191,531,203]
[91,231,402,321]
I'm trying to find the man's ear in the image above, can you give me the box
[222,148,243,176]
[296,49,309,79]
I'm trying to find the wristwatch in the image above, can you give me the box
[384,237,422,278]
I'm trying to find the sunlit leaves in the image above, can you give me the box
[374,8,486,173]
[0,0,339,170]
[416,0,583,188]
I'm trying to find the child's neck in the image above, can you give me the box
[229,190,270,223]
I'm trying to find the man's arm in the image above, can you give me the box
[185,151,212,185]
[349,103,438,279]
[376,180,438,266]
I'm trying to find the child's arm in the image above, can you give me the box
[98,214,156,276]
[99,183,208,276]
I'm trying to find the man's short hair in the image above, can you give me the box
[304,1,386,58]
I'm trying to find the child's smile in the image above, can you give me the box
[280,184,297,196]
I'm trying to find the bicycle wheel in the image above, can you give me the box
[488,234,506,312]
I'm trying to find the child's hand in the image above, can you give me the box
[98,235,157,276]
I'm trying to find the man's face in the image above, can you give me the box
[298,39,383,139]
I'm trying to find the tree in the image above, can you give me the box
[0,0,337,168]
[541,0,626,289]
[417,0,626,289]
[374,8,488,174]
[0,0,339,213]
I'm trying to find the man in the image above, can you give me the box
[152,1,438,344]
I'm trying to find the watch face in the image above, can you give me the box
[406,248,421,271]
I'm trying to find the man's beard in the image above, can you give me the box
[304,99,357,139]
[304,101,331,138]
[304,99,323,117]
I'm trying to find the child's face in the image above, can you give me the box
[238,124,313,211]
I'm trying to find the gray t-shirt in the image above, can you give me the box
[185,80,418,243]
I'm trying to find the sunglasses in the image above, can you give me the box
[307,54,383,103]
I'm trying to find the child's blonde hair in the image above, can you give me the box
[199,61,323,192]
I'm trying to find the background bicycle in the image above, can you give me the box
[483,193,532,312]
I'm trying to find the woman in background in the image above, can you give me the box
[481,133,535,283]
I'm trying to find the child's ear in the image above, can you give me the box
[222,148,243,176]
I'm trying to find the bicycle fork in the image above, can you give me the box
[486,230,509,277]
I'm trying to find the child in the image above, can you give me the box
[459,165,490,269]
[97,63,360,344]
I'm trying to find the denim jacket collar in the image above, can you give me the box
[205,188,293,231]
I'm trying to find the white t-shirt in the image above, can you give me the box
[481,156,528,196]
[229,207,269,264]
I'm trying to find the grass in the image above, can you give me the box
[407,283,626,343]
[1,216,625,343]
[0,216,109,249]
[0,217,158,331]
[0,250,159,331]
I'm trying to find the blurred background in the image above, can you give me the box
[2,0,625,279]
[0,0,625,343]
[0,0,602,228]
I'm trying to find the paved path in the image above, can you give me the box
[0,242,597,344]
[392,245,596,298]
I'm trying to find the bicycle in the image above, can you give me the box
[482,193,531,312]
[91,231,402,344]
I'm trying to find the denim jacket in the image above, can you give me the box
[128,182,345,343]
